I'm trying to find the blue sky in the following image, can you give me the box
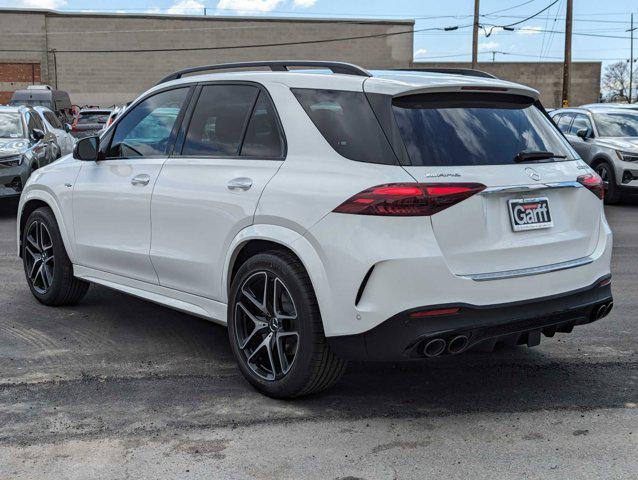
[2,0,637,66]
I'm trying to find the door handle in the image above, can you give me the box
[227,177,253,192]
[131,174,151,186]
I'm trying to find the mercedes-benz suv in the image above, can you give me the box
[17,61,613,398]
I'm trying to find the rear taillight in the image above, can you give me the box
[577,173,604,200]
[333,183,486,216]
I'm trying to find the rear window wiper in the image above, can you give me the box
[514,151,567,163]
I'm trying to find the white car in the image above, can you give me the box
[33,106,75,157]
[17,61,613,398]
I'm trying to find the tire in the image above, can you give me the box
[228,250,346,398]
[22,207,89,306]
[594,161,621,205]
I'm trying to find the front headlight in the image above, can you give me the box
[0,154,23,167]
[615,150,638,162]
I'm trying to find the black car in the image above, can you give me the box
[0,105,58,199]
[71,108,112,138]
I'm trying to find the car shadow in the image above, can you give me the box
[2,280,633,439]
[0,197,19,217]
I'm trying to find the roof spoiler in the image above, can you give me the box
[156,60,371,85]
[393,68,497,79]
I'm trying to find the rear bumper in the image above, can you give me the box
[328,278,613,361]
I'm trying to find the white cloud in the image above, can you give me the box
[167,0,206,14]
[414,48,428,58]
[9,0,67,8]
[478,41,499,51]
[518,26,542,35]
[292,0,316,6]
[216,0,286,14]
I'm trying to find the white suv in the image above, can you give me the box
[17,61,613,398]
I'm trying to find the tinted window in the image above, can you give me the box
[182,85,258,156]
[292,89,397,164]
[78,112,110,125]
[26,111,44,133]
[240,92,284,158]
[593,112,638,137]
[108,88,188,158]
[570,114,592,135]
[392,94,575,166]
[0,113,24,138]
[44,111,62,129]
[556,113,574,133]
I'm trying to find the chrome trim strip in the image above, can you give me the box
[461,256,594,282]
[481,181,582,196]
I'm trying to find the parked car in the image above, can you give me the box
[33,106,75,157]
[71,108,111,138]
[580,103,638,111]
[550,107,638,203]
[0,105,57,199]
[106,103,130,128]
[17,61,613,398]
[9,85,74,125]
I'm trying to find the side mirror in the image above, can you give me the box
[577,128,590,140]
[73,136,99,161]
[64,123,72,133]
[31,128,45,142]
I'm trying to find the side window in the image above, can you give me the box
[45,111,62,129]
[182,84,258,157]
[292,88,397,164]
[107,88,188,159]
[25,111,43,135]
[570,114,592,136]
[556,113,574,134]
[240,91,284,158]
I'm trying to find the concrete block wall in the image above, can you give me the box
[0,9,414,106]
[412,61,601,108]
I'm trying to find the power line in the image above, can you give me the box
[0,25,467,53]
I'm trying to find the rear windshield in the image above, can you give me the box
[292,89,397,164]
[0,113,24,138]
[78,112,110,125]
[392,93,576,166]
[593,112,638,137]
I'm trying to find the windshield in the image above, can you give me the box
[392,93,576,166]
[593,112,638,137]
[0,113,25,138]
[9,99,53,108]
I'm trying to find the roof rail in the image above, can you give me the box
[393,68,497,79]
[156,60,371,85]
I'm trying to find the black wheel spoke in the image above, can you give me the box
[25,220,54,295]
[235,270,299,381]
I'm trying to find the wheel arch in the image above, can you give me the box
[223,225,331,324]
[18,191,74,260]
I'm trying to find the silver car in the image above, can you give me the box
[550,107,638,204]
[33,106,75,157]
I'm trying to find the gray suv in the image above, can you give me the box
[550,107,638,204]
[0,106,58,199]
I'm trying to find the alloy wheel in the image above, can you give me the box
[595,164,609,191]
[24,221,55,294]
[234,271,299,381]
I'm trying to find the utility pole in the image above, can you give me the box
[472,0,480,69]
[631,13,635,104]
[491,50,497,62]
[561,0,573,107]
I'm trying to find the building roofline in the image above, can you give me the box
[0,7,415,25]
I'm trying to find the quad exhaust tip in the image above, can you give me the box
[422,338,446,357]
[447,335,470,354]
[594,301,613,320]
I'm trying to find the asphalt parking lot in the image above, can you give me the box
[0,197,636,480]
